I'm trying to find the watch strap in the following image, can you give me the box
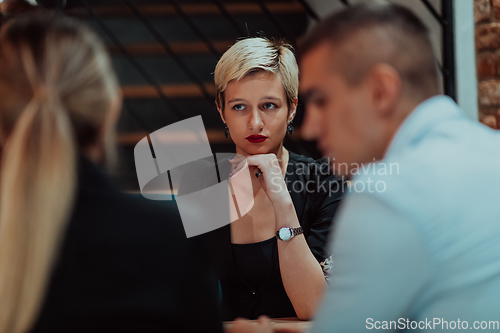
[276,226,303,241]
[292,226,304,237]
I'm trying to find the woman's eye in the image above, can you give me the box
[263,103,277,110]
[233,104,245,111]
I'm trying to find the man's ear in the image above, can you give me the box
[367,64,401,118]
[288,98,298,123]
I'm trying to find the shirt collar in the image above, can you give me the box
[384,95,465,159]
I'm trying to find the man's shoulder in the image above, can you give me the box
[349,120,500,229]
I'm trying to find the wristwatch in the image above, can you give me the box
[276,226,303,241]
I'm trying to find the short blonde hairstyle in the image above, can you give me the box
[214,37,299,111]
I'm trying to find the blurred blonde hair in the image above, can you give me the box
[0,14,120,333]
[214,37,298,111]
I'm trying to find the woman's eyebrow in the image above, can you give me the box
[228,98,246,103]
[260,96,281,101]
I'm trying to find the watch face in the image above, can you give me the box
[279,228,292,241]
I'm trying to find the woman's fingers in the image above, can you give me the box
[246,156,289,203]
[245,154,282,177]
[228,154,252,178]
[229,159,248,177]
[229,154,278,179]
[228,154,290,204]
[257,315,272,326]
[225,317,273,333]
[228,154,245,165]
[224,316,304,333]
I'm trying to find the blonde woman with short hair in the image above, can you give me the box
[203,37,345,320]
[0,14,222,333]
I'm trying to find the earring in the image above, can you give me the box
[287,120,294,135]
[224,123,230,138]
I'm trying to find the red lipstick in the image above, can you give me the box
[246,135,267,143]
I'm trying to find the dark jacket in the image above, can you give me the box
[31,158,223,333]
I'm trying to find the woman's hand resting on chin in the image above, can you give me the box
[229,154,291,205]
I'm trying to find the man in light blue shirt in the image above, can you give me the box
[303,94,500,331]
[298,3,500,333]
[227,3,500,333]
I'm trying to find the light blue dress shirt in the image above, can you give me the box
[311,96,500,332]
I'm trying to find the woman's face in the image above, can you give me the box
[219,71,297,157]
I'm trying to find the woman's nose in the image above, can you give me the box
[248,109,264,132]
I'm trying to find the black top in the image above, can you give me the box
[231,237,277,288]
[230,236,294,319]
[191,151,346,320]
[31,157,223,333]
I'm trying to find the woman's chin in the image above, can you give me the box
[246,147,272,156]
[238,142,280,156]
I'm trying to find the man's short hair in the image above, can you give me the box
[299,3,439,100]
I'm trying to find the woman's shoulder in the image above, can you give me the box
[287,151,333,179]
[287,151,346,201]
[288,151,319,164]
